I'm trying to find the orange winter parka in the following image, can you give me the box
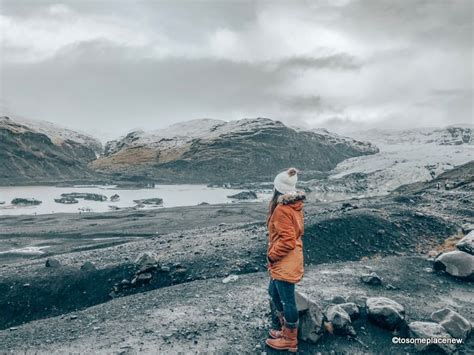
[267,191,305,284]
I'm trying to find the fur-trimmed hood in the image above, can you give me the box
[277,190,306,205]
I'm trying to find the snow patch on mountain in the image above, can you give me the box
[0,116,102,153]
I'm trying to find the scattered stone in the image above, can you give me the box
[45,258,61,268]
[222,275,239,284]
[133,198,163,206]
[360,272,382,285]
[80,261,97,272]
[61,193,107,201]
[434,250,474,279]
[431,308,472,341]
[338,302,360,320]
[461,223,474,235]
[328,295,347,304]
[70,315,78,320]
[22,283,30,288]
[408,321,456,353]
[456,231,474,255]
[160,266,171,272]
[137,272,153,283]
[295,291,324,343]
[325,305,354,335]
[54,197,79,204]
[110,194,120,202]
[366,297,405,330]
[9,327,18,331]
[11,198,42,206]
[227,191,258,200]
[198,202,210,206]
[135,253,158,273]
[385,284,398,290]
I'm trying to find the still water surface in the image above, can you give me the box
[0,185,268,216]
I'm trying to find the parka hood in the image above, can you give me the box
[277,190,306,206]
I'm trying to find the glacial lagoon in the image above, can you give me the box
[0,185,269,216]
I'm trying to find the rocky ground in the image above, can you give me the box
[0,162,472,354]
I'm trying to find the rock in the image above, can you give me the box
[328,295,347,304]
[11,198,42,206]
[45,258,61,268]
[408,321,456,353]
[431,308,472,341]
[366,297,405,330]
[338,302,360,320]
[456,231,474,255]
[227,191,258,200]
[61,193,107,201]
[461,223,474,235]
[360,272,382,285]
[110,194,120,202]
[222,275,239,284]
[80,261,97,271]
[133,198,163,206]
[434,250,474,279]
[137,272,153,283]
[54,197,79,204]
[135,253,158,273]
[198,202,210,205]
[325,305,354,335]
[295,291,324,343]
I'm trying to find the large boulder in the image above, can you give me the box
[325,304,354,335]
[461,223,474,235]
[11,198,42,206]
[366,297,405,330]
[80,261,97,272]
[338,302,361,321]
[135,253,159,273]
[295,291,324,343]
[45,258,61,268]
[360,272,382,285]
[434,250,474,279]
[431,308,472,341]
[456,231,474,255]
[408,321,456,353]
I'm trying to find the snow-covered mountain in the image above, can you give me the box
[305,125,474,200]
[94,118,378,183]
[0,116,102,185]
[351,125,473,146]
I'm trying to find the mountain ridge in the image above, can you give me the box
[0,116,102,185]
[93,117,379,183]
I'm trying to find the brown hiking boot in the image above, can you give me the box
[269,312,284,338]
[266,324,298,352]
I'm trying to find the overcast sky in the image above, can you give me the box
[1,0,472,141]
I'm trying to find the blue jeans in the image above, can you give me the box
[268,279,298,328]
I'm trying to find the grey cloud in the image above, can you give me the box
[2,40,288,140]
[1,0,472,138]
[276,54,361,71]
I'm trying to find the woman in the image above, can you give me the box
[266,168,305,353]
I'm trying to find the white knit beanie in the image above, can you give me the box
[274,168,298,194]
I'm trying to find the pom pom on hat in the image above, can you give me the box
[274,168,298,194]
